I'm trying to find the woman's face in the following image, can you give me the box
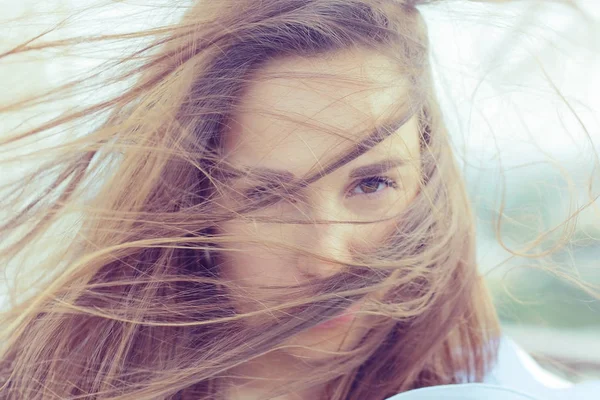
[217,48,423,359]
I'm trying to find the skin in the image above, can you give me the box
[216,48,423,399]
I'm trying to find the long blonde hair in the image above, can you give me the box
[0,1,502,398]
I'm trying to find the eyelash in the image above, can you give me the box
[245,175,398,202]
[348,176,399,197]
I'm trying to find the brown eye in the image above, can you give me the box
[350,176,397,196]
[246,184,281,201]
[245,184,297,204]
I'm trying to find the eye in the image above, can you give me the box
[245,184,294,203]
[349,176,398,196]
[246,184,278,200]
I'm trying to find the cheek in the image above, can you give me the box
[217,221,302,293]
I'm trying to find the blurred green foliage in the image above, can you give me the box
[489,270,600,328]
[468,162,600,329]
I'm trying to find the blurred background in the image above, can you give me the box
[2,0,599,383]
[423,0,600,382]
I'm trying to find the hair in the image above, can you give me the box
[0,0,538,398]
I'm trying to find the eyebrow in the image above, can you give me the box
[348,159,405,178]
[232,158,405,184]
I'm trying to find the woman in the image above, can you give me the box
[0,0,597,399]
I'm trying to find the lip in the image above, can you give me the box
[312,302,362,330]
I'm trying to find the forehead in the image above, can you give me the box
[222,49,416,175]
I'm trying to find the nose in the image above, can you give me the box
[295,196,355,279]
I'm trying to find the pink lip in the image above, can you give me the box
[312,303,361,330]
